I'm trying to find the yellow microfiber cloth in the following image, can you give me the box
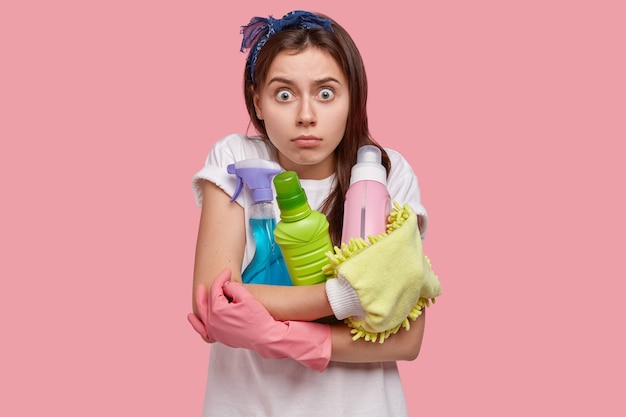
[323,202,442,343]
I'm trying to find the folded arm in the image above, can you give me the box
[192,179,424,364]
[192,180,333,320]
[330,311,425,363]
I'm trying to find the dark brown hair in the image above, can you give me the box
[243,13,390,246]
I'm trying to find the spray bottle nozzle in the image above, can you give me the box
[227,159,282,203]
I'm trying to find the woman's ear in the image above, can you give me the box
[252,90,263,120]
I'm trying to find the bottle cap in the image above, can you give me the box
[350,145,387,185]
[273,171,311,221]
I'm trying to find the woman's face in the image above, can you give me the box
[253,47,349,180]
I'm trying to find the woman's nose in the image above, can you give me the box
[297,99,316,126]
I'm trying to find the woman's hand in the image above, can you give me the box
[188,268,281,348]
[187,267,332,371]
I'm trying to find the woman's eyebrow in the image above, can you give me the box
[267,76,293,86]
[314,77,342,86]
[266,76,343,86]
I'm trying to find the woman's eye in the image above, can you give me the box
[318,88,335,100]
[276,89,294,101]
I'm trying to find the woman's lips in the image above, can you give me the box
[292,136,321,147]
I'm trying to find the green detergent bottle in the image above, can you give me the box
[273,171,334,286]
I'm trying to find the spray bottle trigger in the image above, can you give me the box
[227,163,243,203]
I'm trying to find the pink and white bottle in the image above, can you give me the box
[341,145,392,242]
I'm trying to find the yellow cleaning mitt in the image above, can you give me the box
[323,202,441,343]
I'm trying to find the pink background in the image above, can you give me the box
[2,1,624,415]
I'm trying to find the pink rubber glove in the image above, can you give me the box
[187,268,332,372]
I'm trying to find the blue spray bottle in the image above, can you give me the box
[227,159,292,286]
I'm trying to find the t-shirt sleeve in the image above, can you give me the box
[385,149,429,238]
[192,134,276,207]
[191,134,247,207]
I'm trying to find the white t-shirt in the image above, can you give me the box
[192,134,428,417]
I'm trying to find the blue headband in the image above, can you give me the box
[240,10,334,82]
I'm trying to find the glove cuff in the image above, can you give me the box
[258,321,331,372]
[285,321,332,371]
[325,277,366,320]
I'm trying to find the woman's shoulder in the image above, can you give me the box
[384,147,416,176]
[384,147,403,161]
[208,133,276,162]
[212,133,266,152]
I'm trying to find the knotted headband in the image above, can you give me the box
[240,10,334,81]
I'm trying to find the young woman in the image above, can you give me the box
[188,10,431,416]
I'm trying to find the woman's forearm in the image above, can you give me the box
[245,281,427,363]
[244,283,334,321]
[330,310,426,363]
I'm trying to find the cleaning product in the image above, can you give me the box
[273,171,334,286]
[341,145,391,242]
[228,159,291,286]
[324,202,441,343]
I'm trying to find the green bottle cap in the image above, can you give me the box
[273,171,311,221]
